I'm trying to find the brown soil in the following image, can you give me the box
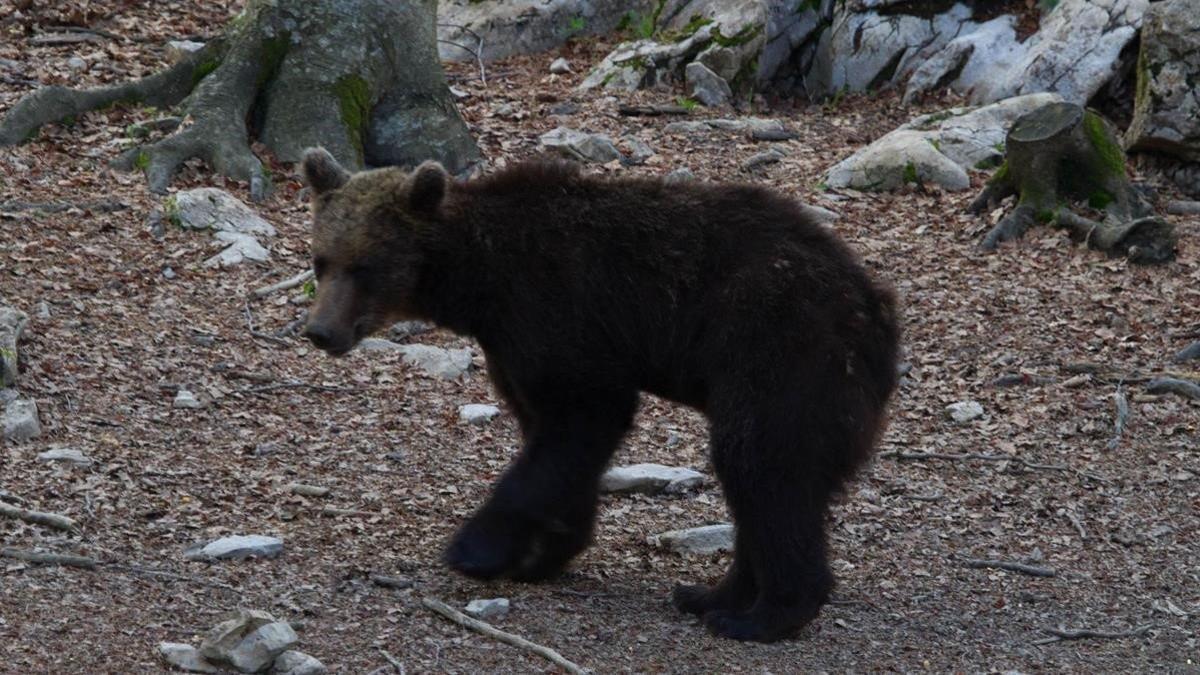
[1,2,1198,673]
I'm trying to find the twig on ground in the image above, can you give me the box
[1107,384,1129,450]
[103,562,238,592]
[243,302,291,347]
[243,381,356,395]
[370,574,414,590]
[0,501,79,533]
[436,22,486,86]
[961,558,1055,577]
[0,199,128,213]
[1032,623,1152,646]
[210,364,275,383]
[1,548,96,569]
[421,597,589,675]
[1173,341,1200,363]
[55,26,124,41]
[321,506,377,518]
[250,269,313,299]
[378,648,406,674]
[1067,508,1088,540]
[1145,377,1200,400]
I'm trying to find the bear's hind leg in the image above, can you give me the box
[700,418,841,643]
[672,539,757,615]
[445,388,636,582]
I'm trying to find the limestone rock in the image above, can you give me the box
[971,0,1147,105]
[600,463,705,495]
[649,523,734,555]
[903,16,1023,104]
[824,93,1062,191]
[173,390,202,409]
[685,62,732,107]
[359,340,472,379]
[464,597,510,620]
[37,447,95,467]
[158,643,218,673]
[946,400,984,424]
[185,535,284,561]
[1124,0,1200,162]
[3,398,41,443]
[200,610,298,674]
[171,188,276,268]
[664,167,696,184]
[0,306,28,388]
[271,651,327,675]
[549,58,572,74]
[663,117,785,135]
[459,404,501,426]
[438,0,655,62]
[539,127,621,163]
[165,40,206,63]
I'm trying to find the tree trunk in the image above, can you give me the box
[0,0,479,201]
[968,102,1177,265]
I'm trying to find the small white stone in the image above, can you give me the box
[185,534,284,561]
[649,524,734,555]
[946,400,984,423]
[37,447,95,467]
[601,464,705,495]
[549,57,572,74]
[3,398,41,442]
[271,650,327,675]
[459,404,501,426]
[158,642,218,673]
[465,597,510,620]
[66,56,87,72]
[174,390,202,409]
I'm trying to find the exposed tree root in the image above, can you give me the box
[961,558,1056,578]
[1032,623,1152,646]
[1,0,479,201]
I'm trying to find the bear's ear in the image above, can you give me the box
[301,147,350,195]
[407,161,448,214]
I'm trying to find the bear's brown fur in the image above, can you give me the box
[301,148,900,642]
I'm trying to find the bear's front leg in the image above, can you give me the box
[445,389,637,581]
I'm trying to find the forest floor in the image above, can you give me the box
[2,2,1199,673]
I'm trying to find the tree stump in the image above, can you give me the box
[968,102,1176,264]
[0,0,479,201]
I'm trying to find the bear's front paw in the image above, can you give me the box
[444,515,532,580]
[702,603,820,643]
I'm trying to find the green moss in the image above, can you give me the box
[675,96,699,111]
[61,114,76,128]
[973,156,1002,170]
[192,58,220,88]
[927,138,941,152]
[302,278,317,300]
[257,35,290,89]
[134,150,151,172]
[565,16,586,35]
[1082,111,1125,175]
[163,195,181,227]
[712,23,762,48]
[902,161,919,184]
[334,74,371,163]
[1134,47,1150,111]
[910,109,958,130]
[991,161,1009,184]
[1088,189,1115,210]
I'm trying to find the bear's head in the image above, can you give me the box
[299,147,448,356]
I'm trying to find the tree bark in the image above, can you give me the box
[969,102,1177,265]
[0,0,479,201]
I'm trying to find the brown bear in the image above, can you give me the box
[300,147,900,643]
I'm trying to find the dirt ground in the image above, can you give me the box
[2,2,1198,673]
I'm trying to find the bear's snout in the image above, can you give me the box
[302,323,353,356]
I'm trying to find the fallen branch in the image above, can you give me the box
[243,302,291,347]
[1145,377,1200,400]
[378,648,406,674]
[370,574,414,590]
[243,381,356,395]
[1032,623,1152,646]
[421,597,589,675]
[103,562,238,592]
[617,104,691,117]
[0,199,128,214]
[0,501,79,533]
[1172,341,1200,363]
[962,558,1055,578]
[1107,385,1129,451]
[1,547,96,569]
[879,450,1067,473]
[250,269,313,299]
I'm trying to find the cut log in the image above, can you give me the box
[968,102,1176,264]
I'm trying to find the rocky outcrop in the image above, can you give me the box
[824,93,1062,191]
[901,0,1146,105]
[438,0,655,62]
[1123,0,1200,162]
